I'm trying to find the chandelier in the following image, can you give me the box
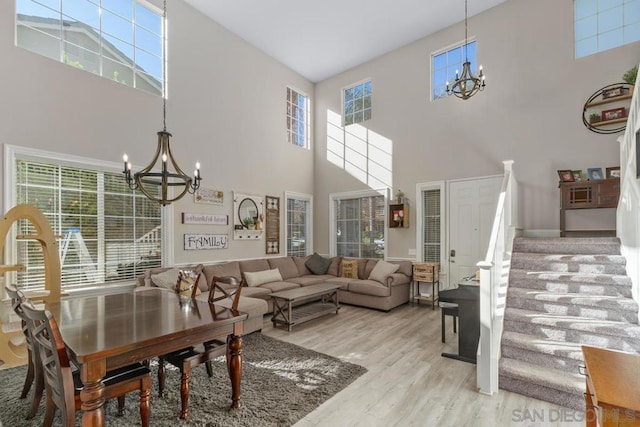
[122,0,201,206]
[446,0,486,100]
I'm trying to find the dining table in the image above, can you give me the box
[44,287,248,427]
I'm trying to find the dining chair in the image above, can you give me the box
[158,275,243,419]
[20,299,152,427]
[5,284,43,420]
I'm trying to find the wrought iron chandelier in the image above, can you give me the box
[123,0,201,206]
[446,0,486,100]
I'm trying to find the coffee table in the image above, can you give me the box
[270,283,341,331]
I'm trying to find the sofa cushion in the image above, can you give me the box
[287,275,335,286]
[239,259,271,274]
[305,252,331,275]
[244,269,283,287]
[341,259,359,279]
[268,257,299,280]
[368,260,400,284]
[319,276,351,289]
[293,256,312,276]
[348,280,391,297]
[259,281,301,293]
[327,256,342,276]
[202,262,241,291]
[175,270,202,297]
[363,259,378,279]
[197,293,268,317]
[151,264,203,290]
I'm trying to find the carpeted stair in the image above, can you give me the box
[499,237,640,410]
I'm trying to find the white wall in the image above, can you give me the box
[313,0,639,258]
[0,0,314,265]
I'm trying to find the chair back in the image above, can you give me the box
[208,276,243,310]
[5,284,33,351]
[20,299,76,423]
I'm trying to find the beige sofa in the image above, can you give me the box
[137,255,413,334]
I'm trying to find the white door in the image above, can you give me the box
[447,176,502,288]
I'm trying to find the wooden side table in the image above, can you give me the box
[582,345,640,427]
[412,262,439,310]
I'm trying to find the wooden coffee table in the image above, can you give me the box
[270,283,341,331]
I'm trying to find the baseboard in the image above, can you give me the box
[522,229,561,238]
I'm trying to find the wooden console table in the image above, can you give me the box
[559,179,619,237]
[582,345,640,427]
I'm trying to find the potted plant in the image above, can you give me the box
[623,65,638,85]
[589,112,601,124]
[243,217,255,229]
[395,190,405,204]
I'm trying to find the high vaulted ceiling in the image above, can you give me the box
[182,0,509,83]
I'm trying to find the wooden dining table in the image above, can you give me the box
[44,288,248,427]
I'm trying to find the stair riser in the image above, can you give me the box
[498,375,585,412]
[506,297,639,323]
[508,278,633,298]
[501,345,584,373]
[503,320,640,353]
[510,259,626,275]
[513,240,620,255]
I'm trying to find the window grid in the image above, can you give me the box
[287,87,310,149]
[334,195,385,258]
[574,0,640,58]
[432,41,477,100]
[15,159,162,291]
[344,81,372,126]
[286,197,310,256]
[16,0,163,96]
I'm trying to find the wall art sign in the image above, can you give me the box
[265,195,280,254]
[181,213,228,225]
[184,234,229,250]
[195,188,224,205]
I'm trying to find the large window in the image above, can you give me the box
[421,188,442,263]
[8,150,162,292]
[285,193,312,256]
[432,41,477,100]
[287,87,310,148]
[16,0,163,95]
[332,192,385,258]
[343,80,372,126]
[575,0,640,58]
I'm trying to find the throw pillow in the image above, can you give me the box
[341,260,359,279]
[150,268,181,290]
[175,270,202,297]
[368,260,400,284]
[244,268,283,287]
[305,252,331,275]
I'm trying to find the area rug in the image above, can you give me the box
[0,333,366,426]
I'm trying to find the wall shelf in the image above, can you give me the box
[389,203,409,228]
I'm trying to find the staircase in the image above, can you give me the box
[499,237,640,410]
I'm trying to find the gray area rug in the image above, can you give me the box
[0,333,366,426]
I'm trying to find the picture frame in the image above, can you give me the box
[601,107,626,122]
[587,167,604,181]
[571,170,583,182]
[194,188,224,205]
[602,86,628,99]
[557,170,574,183]
[606,166,621,179]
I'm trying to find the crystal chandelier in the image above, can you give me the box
[122,0,201,206]
[446,0,486,100]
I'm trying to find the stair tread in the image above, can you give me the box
[507,287,639,311]
[499,358,584,394]
[509,269,632,285]
[501,331,586,361]
[512,253,626,264]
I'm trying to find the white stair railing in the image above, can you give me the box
[476,160,519,395]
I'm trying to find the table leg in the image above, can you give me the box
[227,333,243,409]
[79,364,106,427]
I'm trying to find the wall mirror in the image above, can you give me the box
[233,192,264,240]
[238,198,258,228]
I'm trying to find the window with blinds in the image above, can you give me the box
[335,195,385,258]
[286,196,311,256]
[15,159,162,291]
[422,188,441,262]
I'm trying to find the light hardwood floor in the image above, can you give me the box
[262,302,586,427]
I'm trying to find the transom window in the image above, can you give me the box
[285,193,312,257]
[343,80,372,126]
[286,87,310,149]
[6,148,163,292]
[332,192,385,258]
[575,0,640,58]
[16,0,163,96]
[432,41,477,100]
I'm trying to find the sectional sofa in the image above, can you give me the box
[136,254,413,334]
